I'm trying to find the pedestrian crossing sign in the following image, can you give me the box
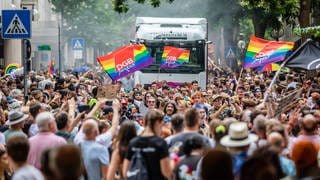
[225,47,236,59]
[71,38,85,50]
[1,10,31,39]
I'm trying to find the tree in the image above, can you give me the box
[112,0,174,13]
[49,0,134,51]
[240,0,300,38]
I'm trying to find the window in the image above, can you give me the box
[141,40,205,74]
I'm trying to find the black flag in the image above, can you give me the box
[285,40,320,70]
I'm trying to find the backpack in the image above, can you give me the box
[127,149,149,180]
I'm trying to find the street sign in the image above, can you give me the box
[225,47,236,59]
[1,10,31,39]
[71,38,85,50]
[73,50,83,59]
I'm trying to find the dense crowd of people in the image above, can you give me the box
[0,67,319,180]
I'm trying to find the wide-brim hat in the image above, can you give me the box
[220,122,258,147]
[6,111,28,126]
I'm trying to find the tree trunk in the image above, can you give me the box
[299,0,311,28]
[223,15,240,71]
[299,0,311,41]
[252,14,267,38]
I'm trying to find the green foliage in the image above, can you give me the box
[239,18,254,40]
[112,0,174,13]
[294,26,320,38]
[240,0,299,30]
[49,0,134,50]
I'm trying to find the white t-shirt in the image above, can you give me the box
[74,130,113,148]
[12,165,44,180]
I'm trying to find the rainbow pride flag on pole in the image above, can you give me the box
[97,45,153,81]
[48,59,55,74]
[161,46,190,68]
[243,35,294,68]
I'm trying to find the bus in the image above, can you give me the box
[133,17,208,89]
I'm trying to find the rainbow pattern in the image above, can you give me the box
[48,59,55,74]
[257,63,280,72]
[257,63,290,72]
[243,35,294,68]
[97,45,153,81]
[5,63,20,74]
[161,46,190,68]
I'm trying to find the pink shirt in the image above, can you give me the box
[27,132,66,169]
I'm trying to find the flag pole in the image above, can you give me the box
[157,67,160,82]
[235,67,244,92]
[262,39,311,103]
[262,60,287,103]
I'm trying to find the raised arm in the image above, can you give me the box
[109,99,121,137]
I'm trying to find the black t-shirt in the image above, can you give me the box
[166,132,213,156]
[173,155,202,180]
[126,136,169,180]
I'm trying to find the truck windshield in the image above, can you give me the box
[140,40,205,74]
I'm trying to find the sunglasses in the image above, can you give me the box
[148,101,155,103]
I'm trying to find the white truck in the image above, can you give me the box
[133,17,208,89]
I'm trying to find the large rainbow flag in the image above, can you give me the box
[243,35,294,68]
[161,46,190,68]
[97,45,153,81]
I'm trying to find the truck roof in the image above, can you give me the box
[136,17,207,25]
[135,17,207,41]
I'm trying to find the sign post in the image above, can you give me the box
[1,9,32,103]
[225,47,237,68]
[71,37,85,65]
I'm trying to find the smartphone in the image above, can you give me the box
[78,105,91,113]
[105,101,113,106]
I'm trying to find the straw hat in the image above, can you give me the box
[220,122,258,147]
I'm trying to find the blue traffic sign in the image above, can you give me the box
[225,47,237,59]
[71,38,85,50]
[1,10,31,39]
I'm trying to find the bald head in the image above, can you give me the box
[82,119,99,139]
[302,114,317,133]
[267,132,284,153]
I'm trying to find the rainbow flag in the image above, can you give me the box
[257,63,290,72]
[257,63,280,72]
[5,63,20,74]
[48,59,55,74]
[161,46,190,68]
[97,45,153,81]
[243,35,294,68]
